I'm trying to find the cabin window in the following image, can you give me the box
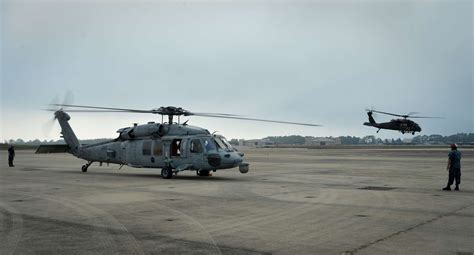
[171,139,182,157]
[142,140,152,155]
[153,141,163,156]
[204,138,217,151]
[190,139,203,153]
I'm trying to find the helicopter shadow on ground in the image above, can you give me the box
[54,169,246,182]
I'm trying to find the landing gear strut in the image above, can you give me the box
[82,161,92,173]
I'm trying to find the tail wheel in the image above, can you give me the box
[161,167,173,179]
[81,165,88,173]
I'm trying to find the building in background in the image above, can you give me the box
[305,137,341,146]
[239,138,275,147]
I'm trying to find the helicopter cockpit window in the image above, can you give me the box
[220,137,234,150]
[153,140,163,156]
[204,138,217,151]
[171,139,182,157]
[214,137,226,149]
[190,139,203,153]
[142,140,152,156]
[214,136,235,150]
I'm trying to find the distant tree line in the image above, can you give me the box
[245,133,473,145]
[327,133,473,145]
[3,138,112,146]
[411,133,474,145]
[266,135,306,145]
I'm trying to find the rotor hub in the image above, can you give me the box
[153,106,191,117]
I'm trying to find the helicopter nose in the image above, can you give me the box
[230,153,243,167]
[217,152,244,168]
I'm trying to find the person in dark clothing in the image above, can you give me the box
[8,144,15,167]
[443,144,461,191]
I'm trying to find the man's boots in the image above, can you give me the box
[442,186,451,191]
[454,185,459,191]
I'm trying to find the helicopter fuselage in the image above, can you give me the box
[37,111,248,178]
[363,112,422,134]
[77,132,245,172]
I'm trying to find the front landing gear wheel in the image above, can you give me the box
[81,161,92,173]
[161,167,173,179]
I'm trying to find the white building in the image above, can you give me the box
[240,138,275,147]
[305,137,341,146]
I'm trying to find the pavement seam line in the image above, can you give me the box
[342,202,474,254]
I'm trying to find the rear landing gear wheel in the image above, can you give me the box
[161,167,173,179]
[197,170,210,177]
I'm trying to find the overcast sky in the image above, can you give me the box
[1,0,472,141]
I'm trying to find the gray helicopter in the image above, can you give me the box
[36,105,320,179]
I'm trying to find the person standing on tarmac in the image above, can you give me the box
[443,144,462,191]
[8,144,15,167]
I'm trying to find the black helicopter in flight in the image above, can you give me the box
[363,109,442,135]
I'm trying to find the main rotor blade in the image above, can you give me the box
[47,104,320,126]
[43,109,136,113]
[51,104,153,113]
[51,104,243,116]
[406,112,419,116]
[369,110,404,117]
[189,112,242,117]
[407,116,444,119]
[366,109,443,119]
[192,113,321,127]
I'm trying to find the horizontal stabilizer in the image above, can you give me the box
[35,144,70,154]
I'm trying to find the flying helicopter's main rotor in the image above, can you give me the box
[365,109,443,120]
[47,104,322,127]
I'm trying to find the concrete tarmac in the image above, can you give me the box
[1,147,473,255]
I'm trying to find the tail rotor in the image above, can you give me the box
[42,91,74,138]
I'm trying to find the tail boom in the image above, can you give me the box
[55,110,80,155]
